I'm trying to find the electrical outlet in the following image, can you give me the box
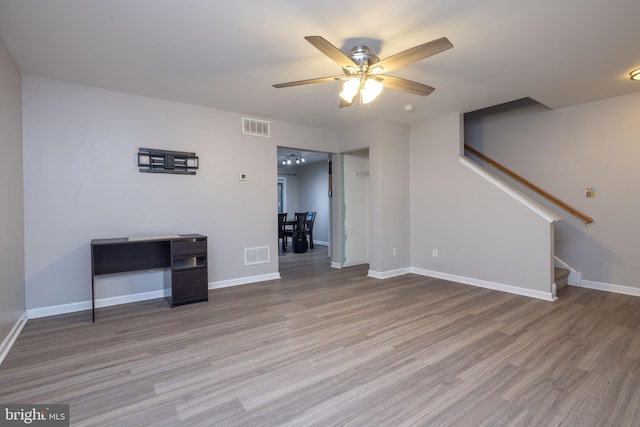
[432,249,439,257]
[392,248,397,255]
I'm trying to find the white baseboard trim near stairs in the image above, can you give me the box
[0,312,28,366]
[411,267,556,301]
[576,279,640,298]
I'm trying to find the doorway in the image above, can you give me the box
[341,148,370,267]
[276,147,332,270]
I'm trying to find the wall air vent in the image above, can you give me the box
[244,246,270,265]
[242,117,270,137]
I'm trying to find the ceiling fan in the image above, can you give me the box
[273,36,453,108]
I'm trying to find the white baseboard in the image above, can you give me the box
[568,271,582,286]
[342,260,369,268]
[23,270,637,326]
[312,240,329,246]
[578,279,640,297]
[27,290,166,319]
[210,273,281,289]
[0,312,28,366]
[27,273,283,320]
[368,267,411,279]
[410,267,556,301]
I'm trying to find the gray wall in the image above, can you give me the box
[277,167,299,215]
[22,76,338,315]
[337,120,411,275]
[12,67,637,323]
[342,150,369,266]
[0,36,25,344]
[465,93,640,290]
[372,121,410,273]
[297,160,330,245]
[410,113,555,297]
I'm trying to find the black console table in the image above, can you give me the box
[91,234,208,322]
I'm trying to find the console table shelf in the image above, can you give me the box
[91,234,208,322]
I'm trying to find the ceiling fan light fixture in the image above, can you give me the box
[339,77,360,103]
[361,78,383,104]
[630,68,640,81]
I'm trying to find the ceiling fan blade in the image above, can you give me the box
[371,37,453,74]
[273,76,344,88]
[380,76,435,96]
[305,36,357,70]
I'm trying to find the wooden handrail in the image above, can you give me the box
[464,144,594,224]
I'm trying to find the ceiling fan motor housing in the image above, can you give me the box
[348,45,379,69]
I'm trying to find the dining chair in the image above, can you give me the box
[292,212,307,231]
[283,212,308,253]
[278,213,287,253]
[304,211,316,249]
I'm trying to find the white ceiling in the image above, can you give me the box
[1,0,639,129]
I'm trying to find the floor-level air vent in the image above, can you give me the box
[245,246,270,265]
[242,117,270,137]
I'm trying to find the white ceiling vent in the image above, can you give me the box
[245,246,270,265]
[242,117,270,137]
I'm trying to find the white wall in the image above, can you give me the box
[0,36,25,345]
[410,113,555,298]
[465,92,640,291]
[22,76,338,314]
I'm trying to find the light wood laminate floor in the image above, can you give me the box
[2,246,640,426]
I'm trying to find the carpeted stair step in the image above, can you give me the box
[555,267,570,290]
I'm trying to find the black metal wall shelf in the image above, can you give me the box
[138,148,199,175]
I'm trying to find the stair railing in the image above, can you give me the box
[464,144,593,225]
